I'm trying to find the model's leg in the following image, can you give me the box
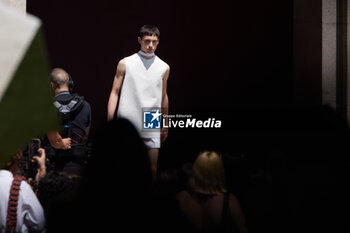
[148,148,159,181]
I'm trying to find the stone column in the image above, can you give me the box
[322,0,350,121]
[295,0,350,121]
[347,1,350,122]
[0,0,25,14]
[322,0,337,109]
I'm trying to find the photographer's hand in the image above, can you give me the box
[47,131,71,150]
[62,138,72,150]
[33,148,47,183]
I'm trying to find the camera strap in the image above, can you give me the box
[6,175,26,232]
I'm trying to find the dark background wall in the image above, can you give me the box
[293,0,322,107]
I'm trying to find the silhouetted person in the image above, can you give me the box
[36,170,80,233]
[176,151,248,233]
[51,118,154,232]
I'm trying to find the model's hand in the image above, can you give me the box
[161,128,168,143]
[107,113,114,122]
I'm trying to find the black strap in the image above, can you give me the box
[53,94,85,137]
[54,94,85,125]
[221,192,230,232]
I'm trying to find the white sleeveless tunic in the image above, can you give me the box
[117,53,168,138]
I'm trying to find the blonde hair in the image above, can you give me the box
[188,151,227,195]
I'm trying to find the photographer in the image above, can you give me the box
[46,68,91,174]
[0,149,45,232]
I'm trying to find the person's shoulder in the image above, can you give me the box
[83,99,91,109]
[71,94,90,111]
[119,53,139,66]
[77,97,91,114]
[156,56,170,72]
[117,54,134,64]
[156,56,169,66]
[228,193,239,202]
[117,57,125,65]
[176,190,191,200]
[20,179,35,194]
[124,53,139,61]
[228,192,242,209]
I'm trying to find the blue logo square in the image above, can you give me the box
[143,110,161,129]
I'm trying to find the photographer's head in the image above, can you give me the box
[50,68,70,93]
[2,149,23,175]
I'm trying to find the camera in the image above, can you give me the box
[28,138,41,160]
[19,138,42,178]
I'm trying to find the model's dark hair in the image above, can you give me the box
[138,24,160,39]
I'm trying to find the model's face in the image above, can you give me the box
[138,35,159,54]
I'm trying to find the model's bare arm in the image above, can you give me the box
[161,65,170,142]
[107,59,126,121]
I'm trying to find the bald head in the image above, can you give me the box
[50,68,70,91]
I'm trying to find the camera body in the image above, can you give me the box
[28,138,41,160]
[19,138,47,179]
